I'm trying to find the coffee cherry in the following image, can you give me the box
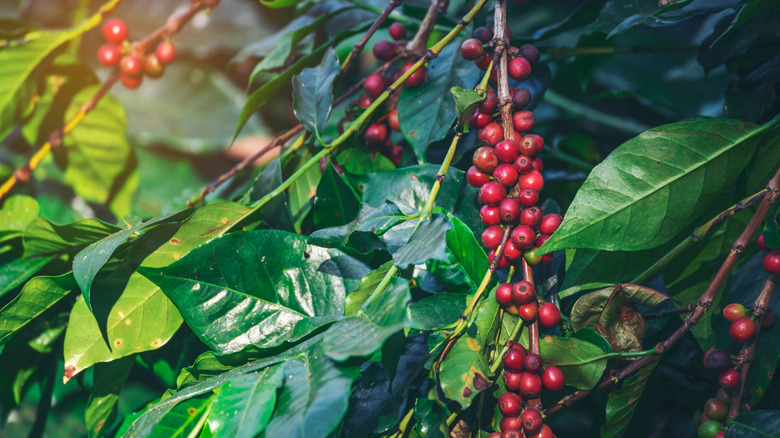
[518,302,538,322]
[467,166,491,188]
[481,205,501,226]
[504,240,522,260]
[387,109,400,131]
[519,170,544,192]
[526,134,545,152]
[496,283,514,306]
[501,430,522,438]
[697,421,723,438]
[373,40,398,60]
[473,146,499,173]
[479,182,507,206]
[538,303,561,327]
[365,123,389,145]
[489,250,510,269]
[469,110,491,129]
[97,44,121,67]
[509,56,532,81]
[729,316,756,342]
[102,18,128,44]
[757,233,770,251]
[723,303,747,322]
[703,349,731,373]
[499,198,521,222]
[494,164,519,187]
[519,44,541,64]
[518,135,539,156]
[504,371,522,391]
[520,206,544,229]
[720,368,740,391]
[524,247,543,265]
[356,93,373,109]
[507,340,527,353]
[479,122,504,146]
[533,158,543,172]
[511,225,536,249]
[521,409,543,433]
[155,41,176,65]
[512,111,535,133]
[503,347,526,372]
[518,188,538,207]
[488,433,501,438]
[472,26,494,43]
[499,392,524,417]
[120,74,142,89]
[539,213,562,235]
[475,52,493,71]
[704,398,728,421]
[762,309,775,330]
[389,22,407,40]
[495,140,519,163]
[713,433,725,438]
[143,54,164,78]
[716,387,731,402]
[763,250,780,274]
[523,353,543,373]
[519,371,542,398]
[402,63,426,87]
[120,54,143,77]
[536,234,550,248]
[364,73,386,98]
[460,38,484,60]
[512,280,536,305]
[514,155,534,174]
[513,88,531,110]
[541,365,565,391]
[500,416,522,431]
[482,225,504,249]
[480,91,499,114]
[529,425,554,438]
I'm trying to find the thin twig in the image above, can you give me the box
[406,0,449,56]
[642,303,696,320]
[341,0,402,74]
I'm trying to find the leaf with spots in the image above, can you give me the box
[602,358,659,438]
[438,332,491,409]
[539,334,611,390]
[148,395,215,438]
[86,356,134,438]
[540,119,768,254]
[139,229,369,355]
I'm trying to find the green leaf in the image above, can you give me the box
[0,195,39,240]
[748,134,780,193]
[336,148,395,174]
[397,41,481,161]
[343,260,394,316]
[287,147,323,232]
[450,86,483,131]
[240,160,293,230]
[322,276,410,361]
[408,293,468,330]
[540,119,766,254]
[86,357,134,438]
[149,395,214,438]
[23,216,121,256]
[308,201,406,249]
[539,334,610,389]
[293,48,340,137]
[0,255,53,298]
[394,214,452,269]
[248,16,324,81]
[601,358,659,438]
[312,162,359,229]
[726,410,780,437]
[72,208,192,311]
[259,0,298,7]
[207,365,284,438]
[426,213,489,293]
[0,273,75,346]
[141,229,368,355]
[438,332,491,409]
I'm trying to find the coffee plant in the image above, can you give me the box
[1,0,780,437]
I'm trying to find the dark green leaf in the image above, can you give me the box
[438,332,491,409]
[23,216,120,256]
[240,160,293,230]
[450,86,483,131]
[601,358,659,438]
[148,395,214,438]
[0,255,53,298]
[0,273,75,346]
[408,293,468,330]
[344,260,394,316]
[208,365,284,438]
[312,162,359,229]
[726,410,780,437]
[86,357,134,438]
[293,48,340,136]
[748,134,780,193]
[308,201,406,248]
[539,334,610,389]
[393,214,452,269]
[426,213,489,293]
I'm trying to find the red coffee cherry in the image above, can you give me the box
[373,40,398,60]
[703,349,731,373]
[479,182,507,206]
[541,365,565,391]
[500,416,522,432]
[365,123,389,145]
[502,431,522,438]
[762,309,775,330]
[763,250,780,275]
[97,44,121,67]
[356,93,373,109]
[499,197,521,223]
[529,424,554,438]
[120,54,143,77]
[521,409,543,433]
[511,225,536,249]
[143,54,164,78]
[120,74,142,89]
[482,225,504,249]
[489,250,510,269]
[488,433,502,438]
[519,371,542,398]
[475,52,493,70]
[481,205,501,226]
[155,41,176,65]
[402,63,426,87]
[499,392,524,417]
[518,302,538,322]
[508,56,532,81]
[504,371,522,391]
[757,233,770,251]
[518,188,538,207]
[503,240,522,260]
[102,18,128,44]
[496,283,514,306]
[494,163,519,187]
[480,91,499,114]
[526,133,545,152]
[518,135,539,156]
[713,432,725,438]
[469,110,491,129]
[479,122,504,146]
[523,353,543,373]
[473,146,499,173]
[539,213,562,235]
[533,158,543,172]
[503,347,527,372]
[364,73,386,98]
[512,111,535,133]
[512,280,536,305]
[495,140,519,163]
[519,170,544,192]
[536,234,550,248]
[513,88,531,110]
[472,26,494,43]
[723,303,747,322]
[520,206,544,229]
[719,368,740,391]
[467,166,491,188]
[389,22,407,40]
[387,109,400,131]
[514,155,534,174]
[460,38,484,60]
[729,317,756,342]
[538,302,561,327]
[519,44,541,64]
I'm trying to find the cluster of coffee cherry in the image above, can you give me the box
[758,231,780,275]
[486,341,561,438]
[494,280,560,325]
[698,348,741,438]
[97,18,176,89]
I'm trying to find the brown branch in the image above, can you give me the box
[728,274,777,419]
[340,0,403,74]
[642,303,696,320]
[406,0,449,56]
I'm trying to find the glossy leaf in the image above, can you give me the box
[23,216,121,256]
[540,119,765,254]
[408,293,468,330]
[0,195,38,240]
[438,333,491,409]
[0,273,75,346]
[726,410,780,437]
[393,214,452,269]
[426,213,490,293]
[450,86,483,131]
[240,160,293,231]
[293,48,340,136]
[141,229,368,354]
[86,357,134,438]
[309,201,406,249]
[343,260,394,316]
[312,162,359,229]
[539,334,610,390]
[747,134,780,193]
[397,42,480,161]
[207,365,284,438]
[0,255,53,298]
[601,358,659,438]
[148,395,214,438]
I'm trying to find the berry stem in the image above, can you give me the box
[340,0,402,74]
[489,316,525,373]
[641,303,696,320]
[421,133,462,220]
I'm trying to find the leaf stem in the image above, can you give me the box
[421,133,463,220]
[489,316,525,373]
